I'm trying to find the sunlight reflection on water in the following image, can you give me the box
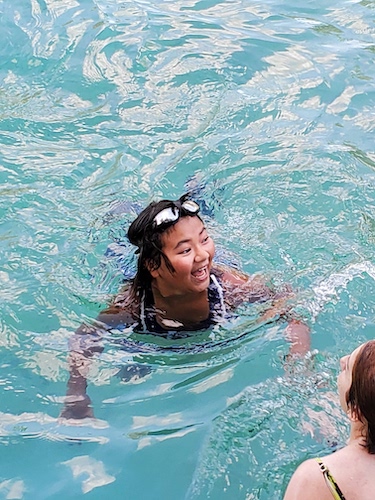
[1,0,375,497]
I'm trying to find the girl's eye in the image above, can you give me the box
[179,248,191,254]
[202,235,210,243]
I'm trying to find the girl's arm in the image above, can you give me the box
[217,265,311,356]
[60,294,138,420]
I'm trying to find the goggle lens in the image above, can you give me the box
[152,200,199,228]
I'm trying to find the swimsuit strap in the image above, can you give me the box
[209,273,227,318]
[139,274,226,333]
[316,459,346,500]
[139,290,147,332]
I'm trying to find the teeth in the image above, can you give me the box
[193,266,207,276]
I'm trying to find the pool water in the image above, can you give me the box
[1,0,375,498]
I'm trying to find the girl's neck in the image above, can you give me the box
[348,421,367,447]
[151,281,207,304]
[151,279,205,300]
[151,282,210,327]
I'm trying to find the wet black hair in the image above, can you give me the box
[127,193,202,299]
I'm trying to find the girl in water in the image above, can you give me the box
[284,339,375,500]
[61,194,309,419]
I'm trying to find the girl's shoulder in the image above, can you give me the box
[285,447,375,500]
[284,457,332,500]
[213,264,269,288]
[212,264,274,307]
[318,446,375,499]
[213,264,273,287]
[212,264,249,284]
[97,282,140,329]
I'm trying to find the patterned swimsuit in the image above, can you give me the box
[137,273,227,335]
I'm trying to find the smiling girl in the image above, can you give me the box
[61,194,309,419]
[93,194,308,340]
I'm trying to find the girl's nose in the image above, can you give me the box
[194,246,209,262]
[340,355,349,371]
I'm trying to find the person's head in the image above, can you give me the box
[338,340,375,453]
[127,194,215,297]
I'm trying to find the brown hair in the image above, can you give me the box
[347,340,375,453]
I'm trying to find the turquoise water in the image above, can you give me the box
[1,0,375,498]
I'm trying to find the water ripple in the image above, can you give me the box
[2,0,375,497]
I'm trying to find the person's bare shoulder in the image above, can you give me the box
[214,264,269,288]
[97,285,139,328]
[214,265,274,307]
[283,458,332,500]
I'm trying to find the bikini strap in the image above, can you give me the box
[315,458,346,500]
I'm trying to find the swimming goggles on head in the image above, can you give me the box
[152,199,200,228]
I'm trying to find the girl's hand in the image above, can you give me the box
[285,319,311,356]
[60,394,94,420]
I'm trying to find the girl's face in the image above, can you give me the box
[337,343,364,412]
[150,216,215,297]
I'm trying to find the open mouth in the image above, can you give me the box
[192,265,209,280]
